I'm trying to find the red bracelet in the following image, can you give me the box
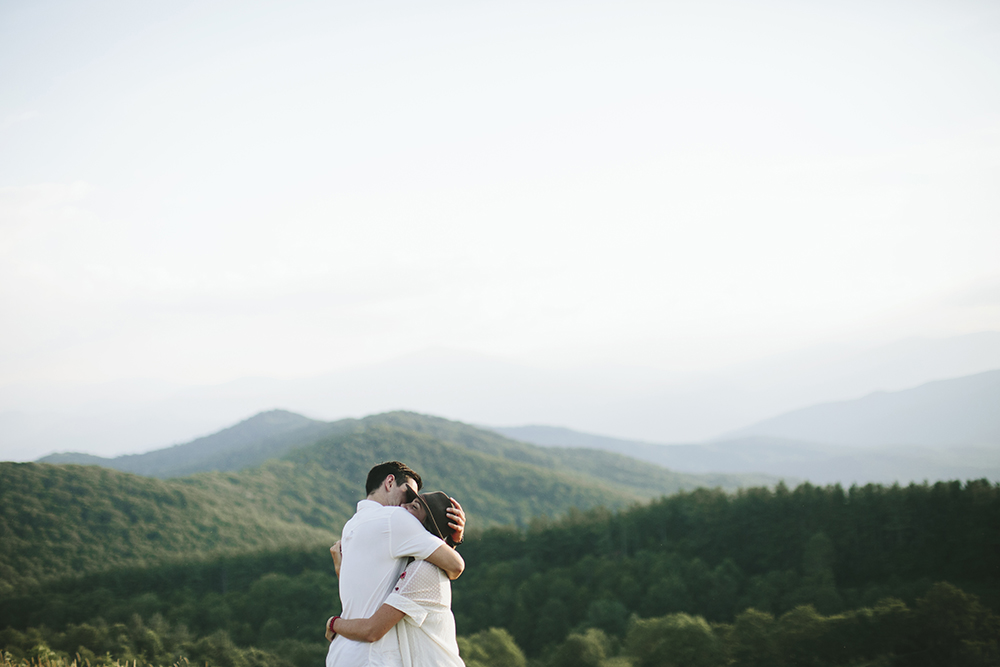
[328,616,340,635]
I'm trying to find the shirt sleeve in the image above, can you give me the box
[388,507,445,560]
[383,560,443,627]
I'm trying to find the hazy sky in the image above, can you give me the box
[2,0,999,387]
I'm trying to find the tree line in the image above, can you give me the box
[3,582,997,666]
[3,479,998,666]
[453,479,1000,654]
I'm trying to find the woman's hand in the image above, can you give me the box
[446,498,466,545]
[330,541,343,577]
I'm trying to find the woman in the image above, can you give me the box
[327,491,466,667]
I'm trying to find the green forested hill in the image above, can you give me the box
[39,410,781,499]
[0,462,332,594]
[176,423,646,540]
[8,409,805,600]
[280,424,641,525]
[1,423,650,592]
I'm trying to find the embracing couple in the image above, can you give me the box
[325,461,467,667]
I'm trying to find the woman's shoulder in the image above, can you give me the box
[405,558,445,576]
[400,557,450,589]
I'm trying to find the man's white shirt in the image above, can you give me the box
[326,500,445,667]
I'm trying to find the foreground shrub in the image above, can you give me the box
[459,627,527,667]
[625,613,724,667]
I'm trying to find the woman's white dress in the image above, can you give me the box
[370,559,465,667]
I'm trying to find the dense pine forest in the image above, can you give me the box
[3,478,998,666]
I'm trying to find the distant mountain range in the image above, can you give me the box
[723,369,1000,447]
[494,428,999,486]
[494,370,1000,485]
[5,331,1000,460]
[39,410,776,495]
[34,367,1000,488]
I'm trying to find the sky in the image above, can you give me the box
[2,0,1000,391]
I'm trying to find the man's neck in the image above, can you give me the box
[367,491,390,506]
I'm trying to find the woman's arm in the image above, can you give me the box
[424,543,465,580]
[330,541,342,578]
[326,604,405,643]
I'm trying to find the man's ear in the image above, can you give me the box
[383,473,396,490]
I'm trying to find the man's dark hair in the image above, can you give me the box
[365,461,422,496]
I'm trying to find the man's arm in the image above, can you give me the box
[325,605,405,643]
[424,543,464,580]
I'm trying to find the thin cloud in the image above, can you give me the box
[0,111,37,131]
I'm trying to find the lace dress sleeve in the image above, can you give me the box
[383,559,446,627]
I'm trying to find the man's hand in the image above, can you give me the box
[447,497,466,545]
[325,616,336,642]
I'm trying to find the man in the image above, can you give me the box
[326,461,465,667]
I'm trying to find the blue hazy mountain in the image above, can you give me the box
[494,425,999,486]
[494,370,1000,484]
[9,332,1000,461]
[723,369,1000,447]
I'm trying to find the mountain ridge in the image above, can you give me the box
[39,409,338,477]
[8,331,1000,459]
[493,367,1000,485]
[723,368,1000,447]
[495,426,1000,485]
[38,409,779,496]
